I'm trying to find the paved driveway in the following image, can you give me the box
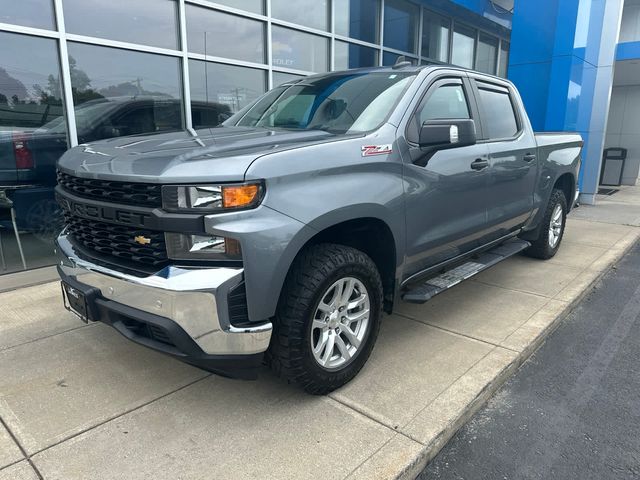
[0,214,638,480]
[419,240,640,480]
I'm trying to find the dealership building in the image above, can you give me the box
[0,0,637,275]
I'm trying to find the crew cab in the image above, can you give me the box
[55,64,582,394]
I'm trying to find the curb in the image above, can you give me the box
[394,232,640,480]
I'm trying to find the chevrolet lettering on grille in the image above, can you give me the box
[56,193,153,228]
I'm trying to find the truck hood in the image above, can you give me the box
[57,126,339,182]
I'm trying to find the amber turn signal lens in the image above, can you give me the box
[221,184,259,208]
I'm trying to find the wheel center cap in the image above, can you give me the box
[328,310,340,329]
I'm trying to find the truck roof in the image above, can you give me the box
[281,64,507,85]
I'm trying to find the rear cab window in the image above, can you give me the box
[474,81,520,140]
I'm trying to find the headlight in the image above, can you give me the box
[162,182,264,212]
[165,232,242,261]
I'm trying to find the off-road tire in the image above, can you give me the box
[266,243,383,395]
[524,188,568,260]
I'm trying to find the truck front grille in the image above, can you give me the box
[64,213,169,270]
[57,171,162,208]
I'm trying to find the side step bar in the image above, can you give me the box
[402,239,531,304]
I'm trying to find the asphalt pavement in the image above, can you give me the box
[419,240,640,480]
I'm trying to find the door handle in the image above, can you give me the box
[523,153,536,162]
[470,158,489,171]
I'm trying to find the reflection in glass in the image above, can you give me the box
[189,60,265,128]
[67,42,183,142]
[271,0,328,31]
[334,0,379,44]
[476,33,498,74]
[383,0,418,53]
[498,41,509,77]
[477,88,518,139]
[62,0,178,49]
[214,0,263,14]
[272,27,328,72]
[273,72,305,87]
[0,31,68,274]
[451,23,476,69]
[186,5,265,63]
[335,42,378,69]
[422,11,450,62]
[0,0,55,29]
[382,51,416,66]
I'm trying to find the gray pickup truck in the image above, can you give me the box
[55,64,582,394]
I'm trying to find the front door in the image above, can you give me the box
[401,75,491,280]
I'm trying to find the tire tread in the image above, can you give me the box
[266,243,382,395]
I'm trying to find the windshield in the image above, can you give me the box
[228,72,416,134]
[38,100,121,135]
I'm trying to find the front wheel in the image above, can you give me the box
[267,243,382,395]
[524,188,567,259]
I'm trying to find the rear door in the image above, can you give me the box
[401,73,491,278]
[470,75,538,238]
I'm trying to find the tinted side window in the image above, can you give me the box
[477,88,518,139]
[420,85,470,123]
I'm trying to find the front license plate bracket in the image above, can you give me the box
[61,281,99,323]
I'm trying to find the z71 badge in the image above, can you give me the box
[361,144,393,156]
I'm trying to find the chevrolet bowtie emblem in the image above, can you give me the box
[134,235,151,245]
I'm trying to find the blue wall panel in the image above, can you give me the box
[508,62,552,130]
[617,41,640,61]
[508,0,623,204]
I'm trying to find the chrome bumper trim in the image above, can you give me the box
[55,234,272,355]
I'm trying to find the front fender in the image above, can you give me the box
[204,205,316,323]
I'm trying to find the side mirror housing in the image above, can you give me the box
[418,119,477,150]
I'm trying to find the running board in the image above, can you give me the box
[402,239,531,304]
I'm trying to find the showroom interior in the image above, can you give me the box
[0,0,637,276]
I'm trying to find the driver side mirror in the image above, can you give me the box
[418,119,476,150]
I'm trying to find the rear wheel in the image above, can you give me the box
[267,243,382,395]
[524,188,567,259]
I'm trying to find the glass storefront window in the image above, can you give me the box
[335,41,378,69]
[272,26,328,72]
[476,32,498,74]
[0,0,55,30]
[214,0,263,14]
[189,60,265,128]
[422,10,450,62]
[451,23,476,69]
[382,51,416,66]
[67,42,183,143]
[498,41,510,77]
[383,0,418,54]
[186,5,265,64]
[271,0,328,31]
[273,72,306,87]
[0,0,513,278]
[0,31,67,274]
[334,0,379,44]
[62,0,179,50]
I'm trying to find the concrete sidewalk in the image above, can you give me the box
[1,190,639,480]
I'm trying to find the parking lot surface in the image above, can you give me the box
[1,189,639,479]
[419,240,640,480]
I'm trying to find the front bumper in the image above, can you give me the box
[55,233,272,378]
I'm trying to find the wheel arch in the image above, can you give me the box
[553,172,576,211]
[275,212,400,316]
[521,171,574,242]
